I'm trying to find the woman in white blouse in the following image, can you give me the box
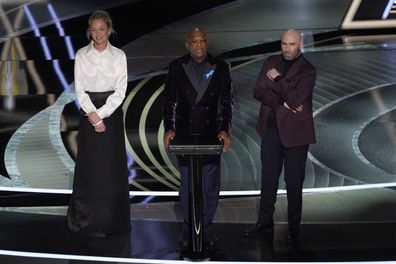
[67,10,130,237]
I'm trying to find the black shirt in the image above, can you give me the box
[191,57,208,86]
[267,55,299,127]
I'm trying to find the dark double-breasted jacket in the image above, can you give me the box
[162,53,233,138]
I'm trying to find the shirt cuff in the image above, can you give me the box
[274,75,283,82]
[96,108,108,119]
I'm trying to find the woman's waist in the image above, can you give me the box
[86,90,114,100]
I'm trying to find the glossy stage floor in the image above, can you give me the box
[0,0,396,263]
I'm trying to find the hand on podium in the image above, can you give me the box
[217,131,231,152]
[163,129,175,148]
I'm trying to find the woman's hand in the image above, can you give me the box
[86,112,106,132]
[94,121,106,133]
[86,112,102,125]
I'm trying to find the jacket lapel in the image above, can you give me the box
[284,55,305,79]
[182,56,218,104]
[201,64,216,92]
[195,63,216,103]
[182,62,199,91]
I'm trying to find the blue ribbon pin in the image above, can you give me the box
[204,70,214,80]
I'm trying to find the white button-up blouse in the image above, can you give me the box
[74,41,127,119]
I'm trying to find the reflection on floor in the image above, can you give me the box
[0,211,395,263]
[1,0,396,263]
[0,187,395,262]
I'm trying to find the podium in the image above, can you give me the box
[168,135,223,254]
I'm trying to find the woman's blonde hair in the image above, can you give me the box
[86,10,115,39]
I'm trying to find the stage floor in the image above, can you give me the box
[0,210,395,263]
[1,188,395,263]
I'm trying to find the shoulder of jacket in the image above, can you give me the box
[217,58,229,67]
[303,57,316,71]
[267,54,282,62]
[170,55,189,66]
[207,53,225,64]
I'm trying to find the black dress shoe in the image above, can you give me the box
[287,232,300,251]
[242,222,274,237]
[178,232,189,249]
[204,225,218,248]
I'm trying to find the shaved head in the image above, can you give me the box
[185,27,208,62]
[186,27,206,41]
[281,29,303,61]
[282,29,302,43]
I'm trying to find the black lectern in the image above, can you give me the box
[168,135,223,254]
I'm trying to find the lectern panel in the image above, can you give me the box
[167,136,223,155]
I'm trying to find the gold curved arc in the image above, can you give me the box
[230,56,264,71]
[157,120,180,177]
[123,78,177,190]
[123,78,150,191]
[139,84,180,185]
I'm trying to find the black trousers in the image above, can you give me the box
[258,126,308,233]
[177,155,221,228]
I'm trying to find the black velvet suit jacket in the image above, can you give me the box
[253,54,317,148]
[162,54,233,138]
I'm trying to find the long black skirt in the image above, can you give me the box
[67,91,130,235]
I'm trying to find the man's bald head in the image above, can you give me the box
[185,27,208,62]
[186,27,207,42]
[282,29,302,43]
[281,29,303,61]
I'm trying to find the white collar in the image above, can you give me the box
[86,41,114,55]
